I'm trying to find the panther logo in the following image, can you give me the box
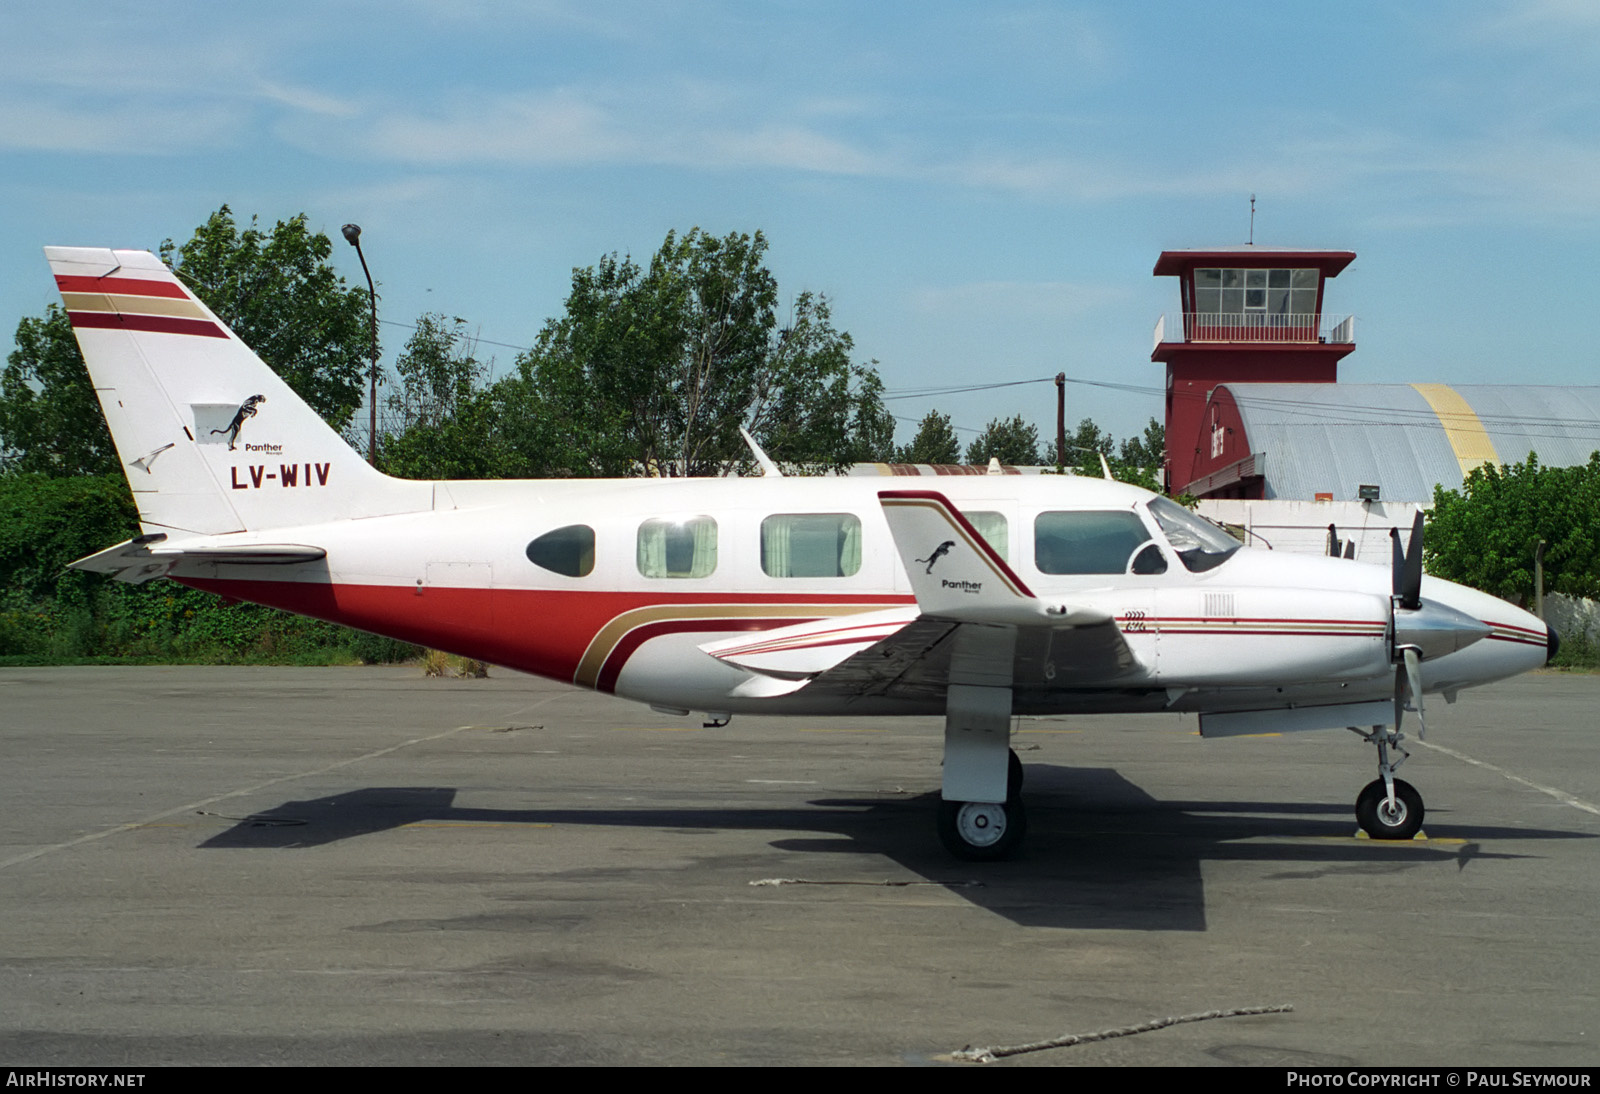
[915,540,956,574]
[210,395,265,451]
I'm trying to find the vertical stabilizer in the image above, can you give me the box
[46,247,428,534]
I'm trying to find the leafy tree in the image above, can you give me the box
[1427,452,1600,604]
[1119,418,1164,478]
[1064,417,1115,476]
[515,228,892,476]
[161,205,372,430]
[386,314,484,433]
[895,409,962,464]
[965,414,1042,466]
[377,314,508,480]
[0,306,116,476]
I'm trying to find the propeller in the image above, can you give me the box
[1389,512,1428,736]
[1388,511,1488,739]
[1391,512,1424,612]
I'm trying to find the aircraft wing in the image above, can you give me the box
[700,489,1139,701]
[71,533,327,584]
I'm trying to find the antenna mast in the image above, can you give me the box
[1248,194,1256,245]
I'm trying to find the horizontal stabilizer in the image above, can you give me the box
[71,534,326,584]
[700,606,919,680]
[878,490,1111,627]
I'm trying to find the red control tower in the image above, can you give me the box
[1151,247,1355,493]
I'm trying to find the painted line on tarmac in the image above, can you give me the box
[1,693,566,871]
[1419,739,1600,817]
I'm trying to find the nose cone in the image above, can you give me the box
[1394,598,1494,661]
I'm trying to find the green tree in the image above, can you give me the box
[1066,417,1116,476]
[965,415,1042,466]
[895,409,962,464]
[386,314,484,433]
[0,306,116,476]
[377,314,505,480]
[161,205,372,430]
[516,228,892,476]
[1427,452,1600,604]
[1119,418,1164,477]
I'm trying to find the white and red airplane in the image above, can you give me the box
[48,245,1555,860]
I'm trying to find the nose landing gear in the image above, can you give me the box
[1350,724,1426,840]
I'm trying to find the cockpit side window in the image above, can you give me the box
[1034,511,1152,575]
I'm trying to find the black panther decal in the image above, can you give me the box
[915,540,956,574]
[210,395,265,450]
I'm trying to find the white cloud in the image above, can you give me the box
[0,99,241,155]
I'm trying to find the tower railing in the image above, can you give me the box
[1153,313,1354,350]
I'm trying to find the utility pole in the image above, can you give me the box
[1055,372,1066,471]
[341,223,379,465]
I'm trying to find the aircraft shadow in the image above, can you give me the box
[197,766,1587,931]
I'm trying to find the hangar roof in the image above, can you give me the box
[1219,383,1600,501]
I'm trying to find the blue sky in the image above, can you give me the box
[4,1,1597,449]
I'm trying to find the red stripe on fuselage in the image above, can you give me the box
[178,576,907,686]
[55,275,190,299]
[67,311,227,338]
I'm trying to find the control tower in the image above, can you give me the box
[1151,247,1355,493]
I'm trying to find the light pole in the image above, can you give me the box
[341,223,379,464]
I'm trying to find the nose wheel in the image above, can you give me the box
[1356,778,1424,840]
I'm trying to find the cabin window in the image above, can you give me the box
[637,516,718,579]
[1034,511,1151,575]
[761,513,862,578]
[962,511,1008,561]
[525,524,595,578]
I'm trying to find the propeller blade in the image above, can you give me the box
[1393,662,1407,734]
[1327,523,1339,558]
[1403,646,1426,740]
[1391,526,1404,595]
[1343,539,1356,559]
[1399,511,1424,610]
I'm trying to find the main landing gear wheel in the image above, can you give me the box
[1356,778,1424,840]
[937,798,1027,861]
[1008,748,1024,799]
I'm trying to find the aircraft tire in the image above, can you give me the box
[937,798,1026,861]
[1008,749,1024,798]
[1355,778,1424,840]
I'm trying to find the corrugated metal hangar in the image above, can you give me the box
[1183,382,1600,502]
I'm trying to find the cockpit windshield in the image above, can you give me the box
[1147,496,1243,573]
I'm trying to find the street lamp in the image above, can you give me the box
[341,223,379,464]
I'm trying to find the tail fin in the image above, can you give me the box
[46,246,427,534]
